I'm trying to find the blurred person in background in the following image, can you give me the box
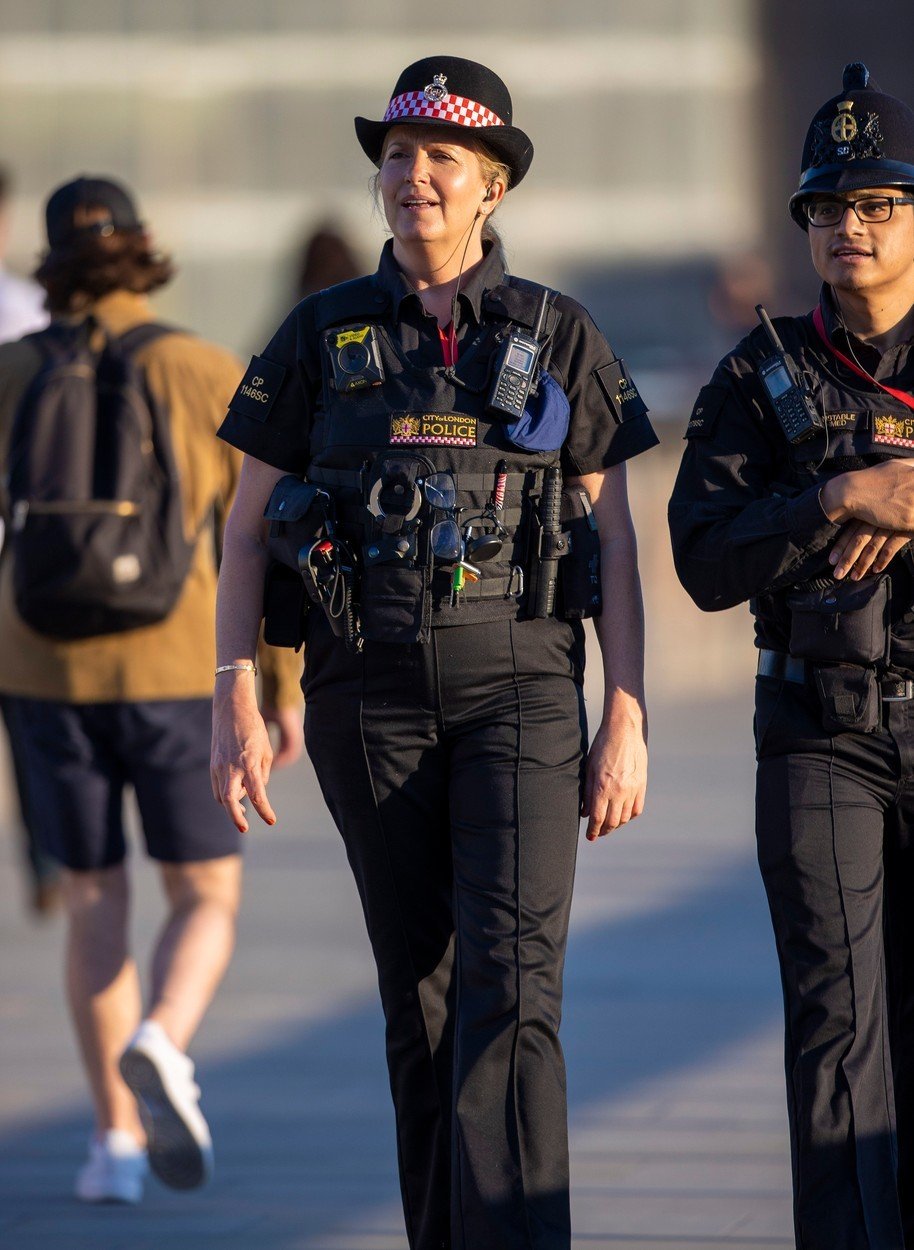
[212,55,656,1250]
[0,175,302,1204]
[0,166,48,342]
[670,64,914,1249]
[0,165,60,915]
[293,222,362,301]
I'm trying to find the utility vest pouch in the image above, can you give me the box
[359,565,431,645]
[559,486,601,619]
[813,663,881,734]
[263,561,308,650]
[263,476,331,575]
[787,574,890,666]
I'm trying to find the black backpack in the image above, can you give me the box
[6,319,197,639]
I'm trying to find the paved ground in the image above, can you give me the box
[0,648,795,1250]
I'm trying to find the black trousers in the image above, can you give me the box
[304,611,588,1250]
[755,674,914,1250]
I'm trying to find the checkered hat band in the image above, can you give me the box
[383,92,505,129]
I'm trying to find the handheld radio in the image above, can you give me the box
[487,289,550,421]
[755,305,822,444]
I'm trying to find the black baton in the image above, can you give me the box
[534,465,564,618]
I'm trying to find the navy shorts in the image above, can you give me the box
[7,697,240,871]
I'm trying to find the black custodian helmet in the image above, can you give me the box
[789,62,914,229]
[354,55,533,188]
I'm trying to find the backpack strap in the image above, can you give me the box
[115,322,181,355]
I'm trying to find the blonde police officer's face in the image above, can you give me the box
[379,125,495,252]
[809,185,914,298]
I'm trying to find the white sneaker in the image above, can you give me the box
[75,1129,148,1204]
[119,1020,213,1190]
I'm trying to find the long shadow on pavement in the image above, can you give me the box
[0,849,781,1250]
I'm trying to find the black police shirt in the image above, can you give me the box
[668,285,914,661]
[218,240,658,478]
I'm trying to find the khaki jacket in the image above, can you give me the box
[0,290,301,707]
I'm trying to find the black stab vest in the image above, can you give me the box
[751,316,914,663]
[306,273,564,628]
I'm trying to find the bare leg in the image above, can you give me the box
[147,855,242,1050]
[63,865,144,1142]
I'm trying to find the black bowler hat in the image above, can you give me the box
[355,55,533,188]
[45,175,142,248]
[789,63,914,229]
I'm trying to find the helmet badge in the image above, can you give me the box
[423,73,448,103]
[831,100,858,145]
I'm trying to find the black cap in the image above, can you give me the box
[789,63,914,228]
[355,55,533,188]
[44,175,142,248]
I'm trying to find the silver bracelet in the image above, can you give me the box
[215,663,258,677]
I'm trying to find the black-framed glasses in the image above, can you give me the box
[422,473,456,511]
[422,474,462,561]
[805,195,914,227]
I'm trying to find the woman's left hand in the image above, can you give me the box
[581,701,647,841]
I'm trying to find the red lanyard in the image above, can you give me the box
[812,304,914,413]
[438,321,457,368]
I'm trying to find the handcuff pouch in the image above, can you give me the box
[559,485,601,619]
[787,573,890,666]
[813,663,881,734]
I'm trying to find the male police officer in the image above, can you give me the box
[669,65,914,1249]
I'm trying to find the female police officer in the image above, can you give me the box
[212,56,657,1249]
[670,63,914,1250]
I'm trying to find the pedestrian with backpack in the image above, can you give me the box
[0,176,303,1203]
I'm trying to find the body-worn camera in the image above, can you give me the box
[328,323,385,392]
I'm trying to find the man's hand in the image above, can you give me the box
[581,700,647,842]
[828,520,913,580]
[821,460,914,531]
[261,704,304,769]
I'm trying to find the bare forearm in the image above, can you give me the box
[215,518,270,671]
[593,524,647,730]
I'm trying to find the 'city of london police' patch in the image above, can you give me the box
[593,359,647,424]
[229,356,286,422]
[390,413,477,447]
[873,413,914,448]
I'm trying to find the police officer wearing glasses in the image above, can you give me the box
[670,63,914,1249]
[211,56,657,1250]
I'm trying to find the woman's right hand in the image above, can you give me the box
[211,679,277,833]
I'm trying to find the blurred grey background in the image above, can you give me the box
[0,0,910,694]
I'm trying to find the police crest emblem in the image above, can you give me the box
[811,99,884,164]
[423,73,448,103]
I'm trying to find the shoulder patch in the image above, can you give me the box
[593,358,648,424]
[228,355,286,423]
[685,385,728,438]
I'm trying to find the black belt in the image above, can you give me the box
[308,466,536,494]
[757,648,914,702]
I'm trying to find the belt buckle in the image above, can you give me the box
[883,679,914,703]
